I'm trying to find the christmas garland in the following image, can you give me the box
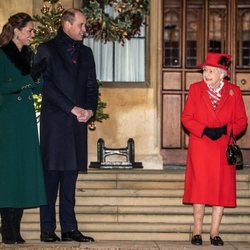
[82,0,150,44]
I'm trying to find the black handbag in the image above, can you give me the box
[226,131,243,169]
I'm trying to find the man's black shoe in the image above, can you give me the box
[40,232,60,242]
[61,230,94,242]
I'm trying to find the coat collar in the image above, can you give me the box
[57,27,82,50]
[54,28,82,65]
[1,40,32,75]
[52,30,84,77]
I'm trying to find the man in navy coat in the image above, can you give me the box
[36,8,98,242]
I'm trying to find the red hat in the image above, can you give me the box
[197,52,232,75]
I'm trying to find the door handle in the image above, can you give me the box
[240,79,247,85]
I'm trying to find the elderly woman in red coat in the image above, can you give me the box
[181,52,247,246]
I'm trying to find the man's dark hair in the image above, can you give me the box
[61,8,83,26]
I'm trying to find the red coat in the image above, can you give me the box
[182,80,247,207]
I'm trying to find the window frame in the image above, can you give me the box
[83,20,150,88]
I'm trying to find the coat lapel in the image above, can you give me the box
[54,38,77,76]
[76,47,90,80]
[200,81,218,118]
[215,81,230,114]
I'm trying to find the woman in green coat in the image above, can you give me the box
[0,12,46,244]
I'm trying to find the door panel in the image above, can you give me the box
[162,94,182,148]
[163,72,182,90]
[240,95,250,147]
[185,73,202,89]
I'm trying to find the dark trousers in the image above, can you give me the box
[40,170,78,233]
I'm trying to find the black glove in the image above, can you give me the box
[31,58,47,81]
[203,125,227,140]
[216,124,227,137]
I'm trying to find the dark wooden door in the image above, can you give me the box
[161,0,250,166]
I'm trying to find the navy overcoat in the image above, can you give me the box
[37,34,99,172]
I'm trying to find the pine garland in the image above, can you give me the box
[32,1,64,50]
[82,0,150,44]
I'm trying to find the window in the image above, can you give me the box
[83,26,146,83]
[163,1,181,67]
[186,10,199,67]
[237,5,250,68]
[208,7,227,53]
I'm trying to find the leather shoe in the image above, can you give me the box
[0,227,25,244]
[191,234,202,245]
[210,235,224,246]
[5,237,26,244]
[40,232,60,242]
[15,235,25,244]
[61,230,94,242]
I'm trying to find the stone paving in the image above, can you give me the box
[0,241,250,250]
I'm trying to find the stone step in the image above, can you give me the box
[74,189,250,198]
[77,181,249,190]
[22,213,250,224]
[18,169,250,242]
[79,197,250,206]
[20,196,250,207]
[78,170,186,181]
[77,180,185,189]
[23,205,250,215]
[20,224,250,241]
[76,169,250,190]
[21,222,250,233]
[78,169,250,182]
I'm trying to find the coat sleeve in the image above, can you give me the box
[83,47,99,114]
[181,84,206,137]
[30,52,44,95]
[36,43,75,114]
[31,78,43,95]
[227,86,248,136]
[0,75,34,94]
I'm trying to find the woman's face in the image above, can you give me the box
[202,66,223,85]
[15,21,35,47]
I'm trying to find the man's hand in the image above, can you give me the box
[71,107,93,123]
[77,109,93,123]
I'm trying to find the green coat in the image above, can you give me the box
[0,46,46,208]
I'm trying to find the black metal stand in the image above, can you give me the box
[89,138,143,169]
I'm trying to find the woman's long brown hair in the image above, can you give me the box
[0,12,32,47]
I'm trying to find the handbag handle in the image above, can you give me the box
[228,130,236,146]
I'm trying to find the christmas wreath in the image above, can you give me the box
[82,0,150,44]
